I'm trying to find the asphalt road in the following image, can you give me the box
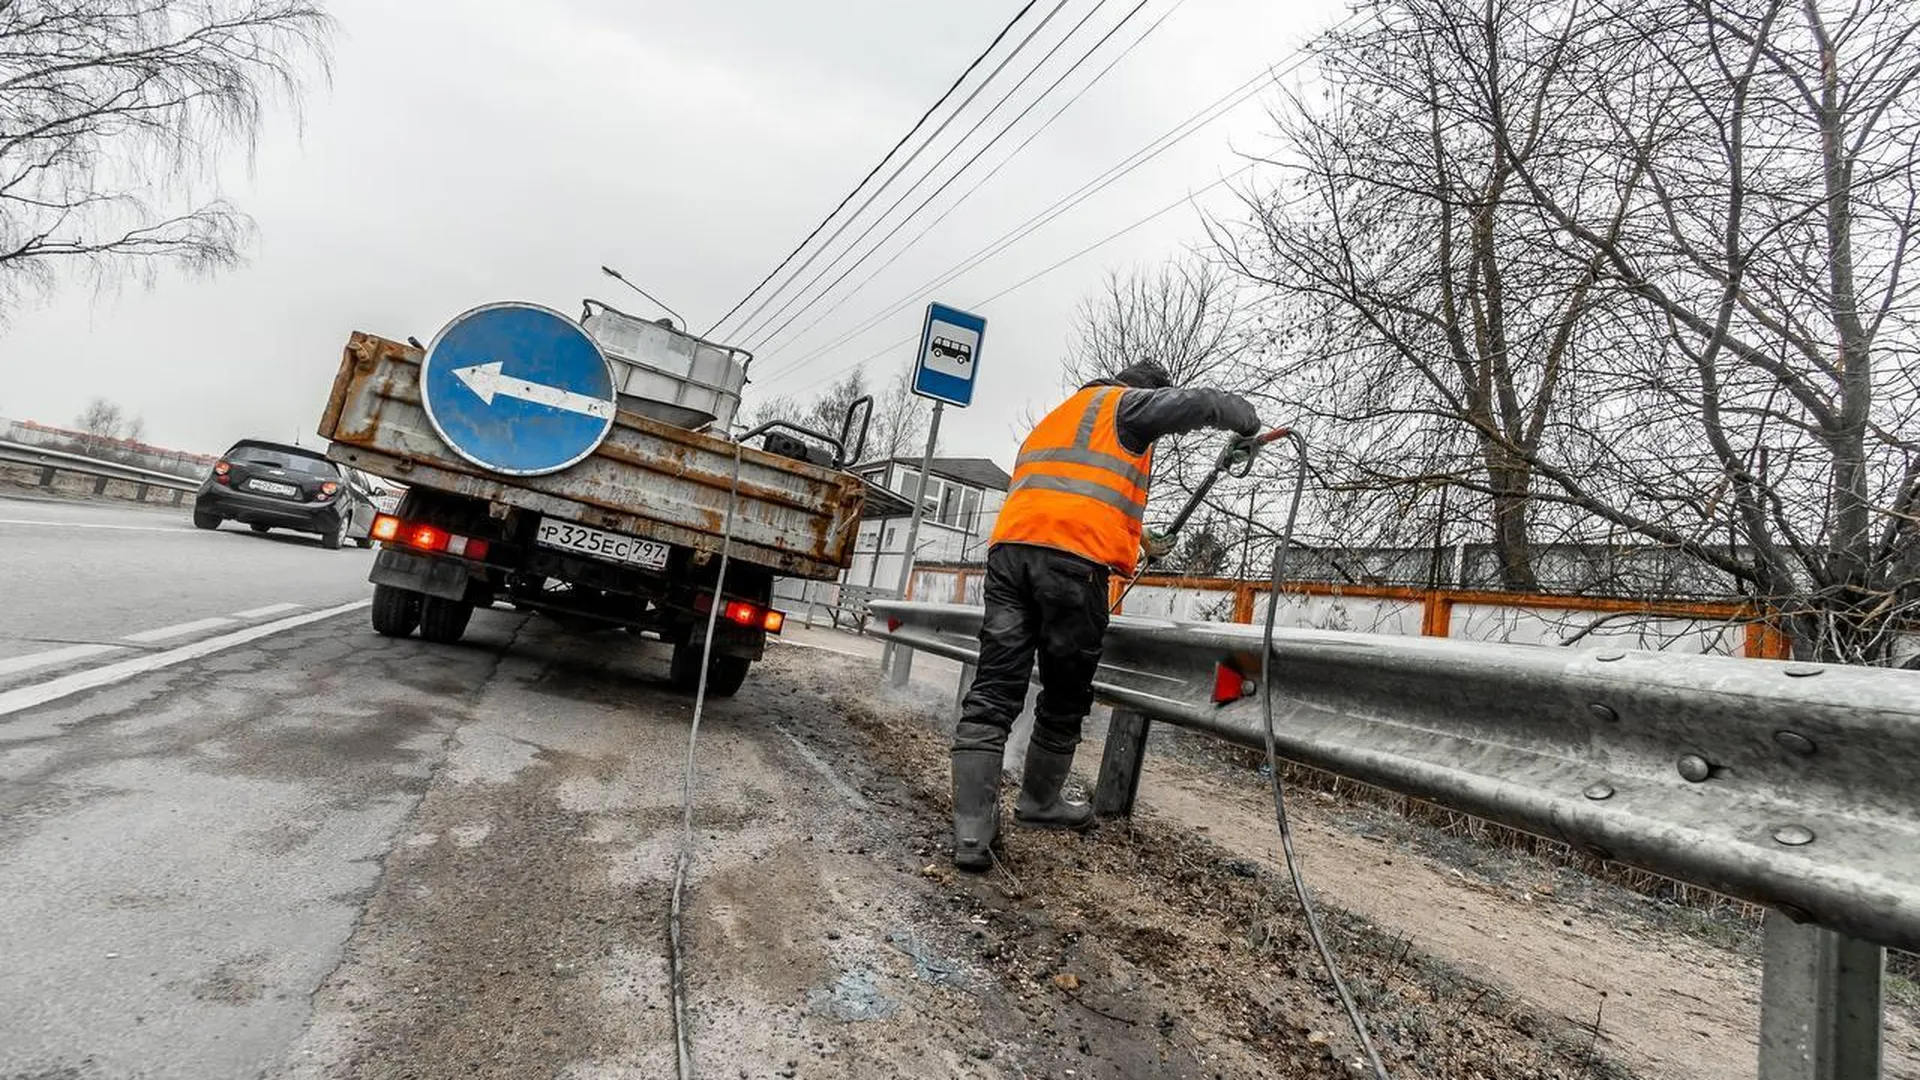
[0,495,1251,1080]
[0,496,375,669]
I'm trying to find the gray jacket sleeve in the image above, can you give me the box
[1113,388,1260,455]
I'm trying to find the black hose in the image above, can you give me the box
[1260,431,1390,1079]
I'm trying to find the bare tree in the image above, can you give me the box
[866,364,929,463]
[1063,258,1249,389]
[1225,0,1920,663]
[75,396,127,441]
[0,0,333,312]
[747,367,879,461]
[1060,257,1275,559]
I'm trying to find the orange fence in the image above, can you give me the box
[904,565,1791,660]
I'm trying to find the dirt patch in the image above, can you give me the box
[778,656,1638,1080]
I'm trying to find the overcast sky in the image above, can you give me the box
[0,0,1346,465]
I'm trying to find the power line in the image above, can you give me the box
[702,0,1042,339]
[753,59,1287,384]
[744,0,1170,357]
[755,8,1365,386]
[757,0,1188,362]
[712,0,1072,341]
[792,163,1255,390]
[737,0,1158,352]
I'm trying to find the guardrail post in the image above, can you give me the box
[1093,708,1151,818]
[135,483,150,502]
[38,465,56,486]
[171,490,185,506]
[91,475,109,496]
[1758,910,1883,1080]
[885,642,914,687]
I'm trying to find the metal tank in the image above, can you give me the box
[578,299,749,432]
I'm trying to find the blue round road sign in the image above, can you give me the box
[420,302,618,476]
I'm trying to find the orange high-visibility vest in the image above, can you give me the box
[991,386,1153,574]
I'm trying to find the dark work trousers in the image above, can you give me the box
[954,543,1111,758]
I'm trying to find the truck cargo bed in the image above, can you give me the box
[318,332,864,580]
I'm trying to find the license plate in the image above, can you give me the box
[536,520,670,570]
[248,479,299,497]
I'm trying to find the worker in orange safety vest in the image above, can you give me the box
[951,359,1260,872]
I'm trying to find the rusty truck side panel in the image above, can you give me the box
[318,332,865,581]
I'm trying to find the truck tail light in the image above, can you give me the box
[368,513,488,561]
[706,596,785,635]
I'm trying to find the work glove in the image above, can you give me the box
[1217,393,1261,437]
[1141,531,1175,566]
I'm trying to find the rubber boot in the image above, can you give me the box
[1013,743,1094,831]
[950,749,1002,872]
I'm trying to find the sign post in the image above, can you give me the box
[887,302,986,686]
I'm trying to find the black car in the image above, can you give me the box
[192,439,376,549]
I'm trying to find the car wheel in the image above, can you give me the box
[419,596,473,644]
[250,523,271,534]
[669,642,751,697]
[370,584,422,638]
[321,521,344,550]
[192,508,221,530]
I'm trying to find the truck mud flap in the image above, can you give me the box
[370,548,472,602]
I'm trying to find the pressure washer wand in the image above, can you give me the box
[1113,426,1291,614]
[1150,426,1291,558]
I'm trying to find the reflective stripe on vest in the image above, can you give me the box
[990,385,1154,574]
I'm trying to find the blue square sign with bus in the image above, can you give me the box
[912,302,985,408]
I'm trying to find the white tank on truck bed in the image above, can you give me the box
[579,300,747,432]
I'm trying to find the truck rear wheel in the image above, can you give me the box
[669,643,751,698]
[419,596,474,644]
[371,584,422,638]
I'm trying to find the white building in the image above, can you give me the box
[841,456,1011,590]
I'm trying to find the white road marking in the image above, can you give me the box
[0,600,371,719]
[0,518,191,534]
[126,617,238,643]
[232,603,303,620]
[0,643,126,678]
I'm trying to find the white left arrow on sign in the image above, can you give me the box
[452,361,615,419]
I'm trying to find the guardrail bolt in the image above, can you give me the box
[1677,754,1712,783]
[1773,730,1816,757]
[1783,665,1824,678]
[1588,703,1618,723]
[1771,824,1815,847]
[1583,782,1615,801]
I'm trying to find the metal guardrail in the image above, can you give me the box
[869,599,1920,1080]
[0,438,200,504]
